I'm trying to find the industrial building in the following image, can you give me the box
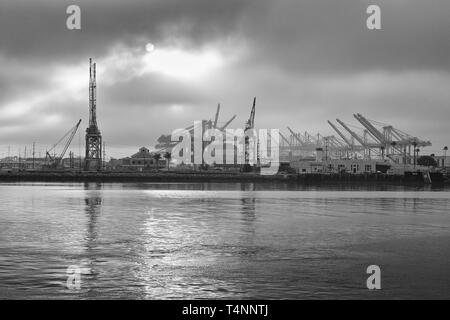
[119,147,166,171]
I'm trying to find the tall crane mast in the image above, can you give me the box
[85,58,103,171]
[89,59,97,129]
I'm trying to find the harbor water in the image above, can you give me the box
[1,182,450,299]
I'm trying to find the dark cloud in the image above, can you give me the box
[1,0,450,70]
[236,0,450,73]
[0,0,250,64]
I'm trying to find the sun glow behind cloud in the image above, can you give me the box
[89,44,227,87]
[142,47,223,81]
[0,43,225,119]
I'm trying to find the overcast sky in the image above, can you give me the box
[1,0,449,158]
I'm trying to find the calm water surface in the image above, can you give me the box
[1,182,450,299]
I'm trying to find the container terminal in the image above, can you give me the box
[0,59,448,185]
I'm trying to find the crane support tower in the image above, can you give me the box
[85,58,103,171]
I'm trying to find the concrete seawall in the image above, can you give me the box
[0,170,437,185]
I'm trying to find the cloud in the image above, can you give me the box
[235,0,450,74]
[0,0,249,64]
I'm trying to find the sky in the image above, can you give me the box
[0,0,449,159]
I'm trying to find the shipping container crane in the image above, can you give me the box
[336,119,381,158]
[353,114,431,162]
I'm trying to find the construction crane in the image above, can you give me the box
[46,119,82,168]
[244,97,257,168]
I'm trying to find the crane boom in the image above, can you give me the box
[336,119,368,147]
[57,119,82,164]
[354,114,408,158]
[354,113,386,144]
[46,119,82,167]
[279,132,291,145]
[286,127,305,146]
[245,97,256,132]
[219,115,237,131]
[328,120,353,147]
[213,104,220,128]
[243,97,257,167]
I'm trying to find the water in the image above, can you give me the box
[1,182,450,299]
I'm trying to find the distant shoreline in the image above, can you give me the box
[0,170,442,185]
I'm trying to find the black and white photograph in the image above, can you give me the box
[1,0,450,306]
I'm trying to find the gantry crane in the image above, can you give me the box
[335,119,381,158]
[353,113,431,162]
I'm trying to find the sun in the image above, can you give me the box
[145,43,155,52]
